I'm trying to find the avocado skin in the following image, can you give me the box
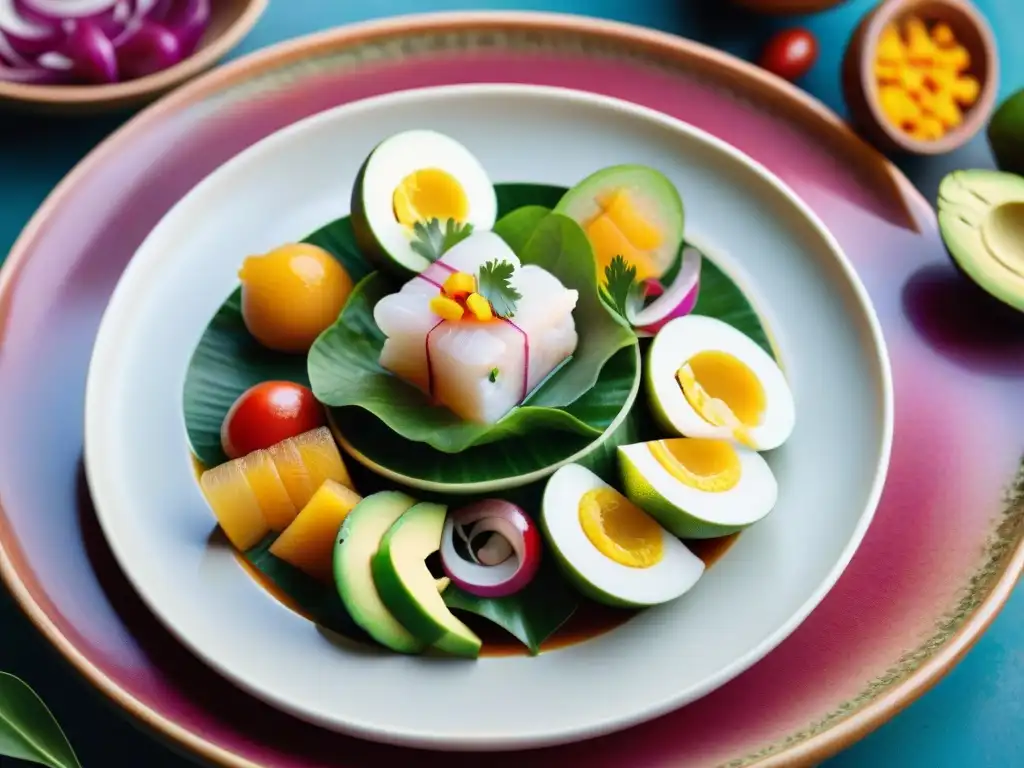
[988,88,1024,177]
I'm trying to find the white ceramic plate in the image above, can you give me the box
[84,84,893,751]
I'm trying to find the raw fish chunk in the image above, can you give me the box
[373,232,579,424]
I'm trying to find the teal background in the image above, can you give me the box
[1,1,1021,765]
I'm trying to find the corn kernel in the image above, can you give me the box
[951,74,980,106]
[877,24,905,64]
[932,22,956,48]
[899,66,926,97]
[914,87,940,116]
[924,68,954,93]
[937,45,970,72]
[931,93,963,129]
[914,116,946,141]
[442,271,475,298]
[465,292,494,321]
[904,18,930,45]
[875,60,901,84]
[879,85,918,125]
[429,294,465,321]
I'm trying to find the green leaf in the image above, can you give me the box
[332,344,639,487]
[495,183,566,213]
[600,254,639,320]
[443,558,578,654]
[183,291,313,467]
[409,217,474,264]
[477,258,521,318]
[308,273,612,453]
[492,205,550,255]
[243,536,369,641]
[0,673,81,768]
[692,251,772,356]
[518,214,637,408]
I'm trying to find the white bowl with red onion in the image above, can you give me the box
[0,0,265,110]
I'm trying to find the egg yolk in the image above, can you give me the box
[648,439,742,493]
[578,487,664,568]
[676,351,766,447]
[392,168,469,227]
[582,189,663,281]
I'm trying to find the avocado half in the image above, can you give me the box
[937,169,1024,313]
[988,88,1024,177]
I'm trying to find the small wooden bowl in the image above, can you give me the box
[0,0,267,114]
[842,0,999,155]
[731,0,849,13]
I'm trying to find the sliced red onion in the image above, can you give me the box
[161,0,207,55]
[62,18,116,83]
[642,278,664,298]
[0,0,62,56]
[0,59,61,81]
[440,500,542,598]
[15,0,121,24]
[115,18,179,78]
[627,246,702,336]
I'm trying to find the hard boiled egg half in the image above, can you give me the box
[541,463,705,608]
[619,438,778,539]
[646,315,795,451]
[350,129,498,278]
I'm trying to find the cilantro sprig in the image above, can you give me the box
[477,259,521,318]
[600,254,641,320]
[410,217,474,263]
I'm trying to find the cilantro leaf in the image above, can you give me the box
[488,368,499,382]
[477,259,521,318]
[410,217,474,263]
[600,254,639,319]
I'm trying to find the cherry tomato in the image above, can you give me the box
[758,28,818,82]
[220,381,326,459]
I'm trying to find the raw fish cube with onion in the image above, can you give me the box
[373,231,579,424]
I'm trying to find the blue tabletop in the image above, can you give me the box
[1,1,1022,766]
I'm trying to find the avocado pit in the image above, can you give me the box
[982,201,1024,279]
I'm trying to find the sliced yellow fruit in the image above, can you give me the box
[270,480,362,581]
[292,427,354,493]
[267,438,315,510]
[200,460,269,551]
[240,449,298,532]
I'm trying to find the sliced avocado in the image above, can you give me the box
[554,164,684,282]
[334,491,424,653]
[988,88,1024,176]
[371,502,482,658]
[937,169,1024,312]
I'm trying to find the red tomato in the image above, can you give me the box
[220,381,326,459]
[758,28,818,82]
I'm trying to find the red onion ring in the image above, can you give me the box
[0,0,61,56]
[627,246,702,337]
[440,500,542,598]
